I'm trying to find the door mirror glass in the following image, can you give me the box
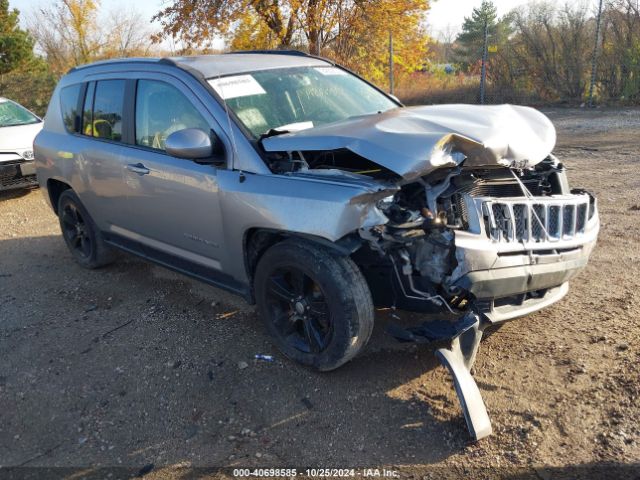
[165,128,214,159]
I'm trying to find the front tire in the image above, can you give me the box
[57,190,115,269]
[254,239,374,371]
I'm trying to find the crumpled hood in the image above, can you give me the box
[262,104,556,180]
[0,122,43,151]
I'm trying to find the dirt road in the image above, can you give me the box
[1,108,638,479]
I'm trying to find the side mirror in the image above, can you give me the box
[165,128,215,160]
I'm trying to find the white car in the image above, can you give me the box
[0,97,43,192]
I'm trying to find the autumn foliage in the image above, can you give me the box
[152,0,431,86]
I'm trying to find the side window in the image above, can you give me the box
[135,80,209,151]
[59,84,82,133]
[87,80,125,141]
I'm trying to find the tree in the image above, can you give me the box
[327,0,429,85]
[508,2,593,101]
[153,0,364,55]
[28,0,156,77]
[598,0,640,100]
[102,9,158,58]
[453,0,510,70]
[152,0,430,85]
[0,0,36,74]
[0,1,55,115]
[0,57,56,116]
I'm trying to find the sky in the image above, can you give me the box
[11,0,596,43]
[427,0,537,37]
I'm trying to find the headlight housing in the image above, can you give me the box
[21,150,34,160]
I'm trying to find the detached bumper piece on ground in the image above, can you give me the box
[388,313,492,440]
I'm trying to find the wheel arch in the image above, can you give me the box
[242,227,364,292]
[47,178,72,215]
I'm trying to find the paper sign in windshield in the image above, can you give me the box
[208,75,266,100]
[275,121,314,132]
[314,67,348,76]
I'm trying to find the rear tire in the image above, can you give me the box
[57,190,116,269]
[254,239,374,371]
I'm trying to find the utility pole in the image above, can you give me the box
[389,30,394,95]
[588,0,604,107]
[479,18,489,105]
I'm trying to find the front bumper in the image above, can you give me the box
[0,160,38,192]
[450,195,599,322]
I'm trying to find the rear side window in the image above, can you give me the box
[59,84,82,133]
[84,80,125,141]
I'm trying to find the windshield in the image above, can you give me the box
[0,100,40,128]
[208,66,398,138]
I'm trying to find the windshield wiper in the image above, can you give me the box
[259,128,290,142]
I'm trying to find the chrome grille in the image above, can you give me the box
[482,196,590,243]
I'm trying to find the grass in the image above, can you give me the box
[395,72,546,106]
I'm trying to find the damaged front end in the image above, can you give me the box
[355,154,598,325]
[262,104,599,440]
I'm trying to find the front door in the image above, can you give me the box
[116,77,226,274]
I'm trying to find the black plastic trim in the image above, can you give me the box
[103,231,252,302]
[122,79,136,145]
[75,83,87,133]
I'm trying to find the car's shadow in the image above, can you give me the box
[0,186,37,201]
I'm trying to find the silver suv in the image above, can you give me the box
[34,52,598,438]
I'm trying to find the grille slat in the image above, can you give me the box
[512,204,527,241]
[576,204,587,233]
[563,205,575,236]
[548,206,560,238]
[531,204,546,241]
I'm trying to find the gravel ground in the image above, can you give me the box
[0,108,638,479]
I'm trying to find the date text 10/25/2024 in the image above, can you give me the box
[232,468,400,477]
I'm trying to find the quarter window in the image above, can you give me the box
[59,84,82,133]
[135,80,209,151]
[85,80,125,141]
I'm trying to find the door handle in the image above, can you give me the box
[126,163,150,175]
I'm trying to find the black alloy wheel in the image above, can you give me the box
[57,189,116,269]
[254,239,375,371]
[60,202,93,260]
[265,266,333,354]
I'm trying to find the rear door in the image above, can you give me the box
[74,79,131,231]
[115,74,227,275]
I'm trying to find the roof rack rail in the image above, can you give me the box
[226,50,310,57]
[67,57,161,73]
